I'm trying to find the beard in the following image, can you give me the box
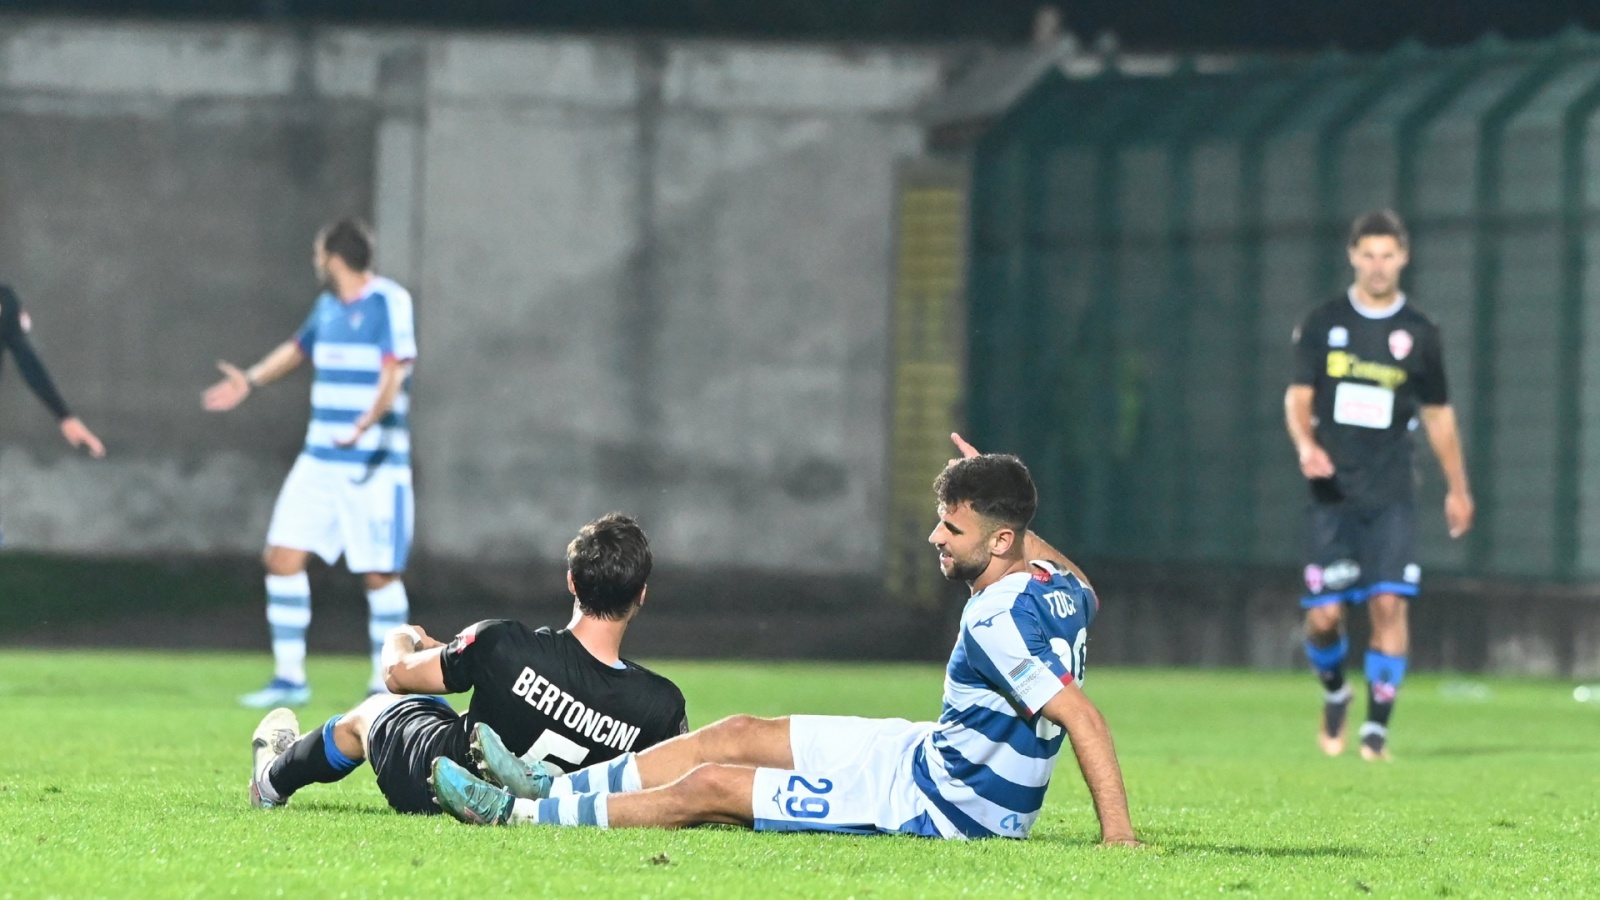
[940,549,989,583]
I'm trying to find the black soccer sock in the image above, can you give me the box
[1363,651,1407,729]
[1304,635,1348,695]
[266,716,362,800]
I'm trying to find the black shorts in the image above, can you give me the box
[1301,502,1420,608]
[366,696,472,815]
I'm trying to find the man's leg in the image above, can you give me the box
[538,715,793,800]
[253,692,408,806]
[361,572,409,694]
[1304,602,1352,755]
[1361,592,1409,760]
[241,545,314,708]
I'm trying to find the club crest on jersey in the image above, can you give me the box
[1388,329,1413,360]
[1327,326,1349,348]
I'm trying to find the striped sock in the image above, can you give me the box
[366,581,409,689]
[266,573,312,685]
[547,753,641,798]
[510,793,609,828]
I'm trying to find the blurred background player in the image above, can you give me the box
[1,283,106,543]
[248,512,688,814]
[204,218,417,707]
[433,438,1137,846]
[1285,209,1474,761]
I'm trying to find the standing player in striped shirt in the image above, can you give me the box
[431,435,1138,845]
[204,219,417,707]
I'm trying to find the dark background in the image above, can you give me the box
[2,0,1599,53]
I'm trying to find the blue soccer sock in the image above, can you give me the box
[510,793,609,828]
[1364,650,1408,728]
[365,581,409,690]
[547,754,642,798]
[263,715,363,802]
[266,573,312,685]
[1305,635,1349,696]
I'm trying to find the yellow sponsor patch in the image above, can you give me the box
[1326,351,1407,390]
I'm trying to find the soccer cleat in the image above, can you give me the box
[1358,723,1391,762]
[430,757,515,826]
[249,707,301,808]
[470,722,553,800]
[239,678,311,709]
[1318,685,1353,756]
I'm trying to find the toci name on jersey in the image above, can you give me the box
[1326,351,1407,390]
[510,667,643,751]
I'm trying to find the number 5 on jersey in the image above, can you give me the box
[521,729,590,775]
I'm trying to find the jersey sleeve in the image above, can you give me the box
[294,302,320,354]
[1291,311,1322,387]
[1413,322,1449,405]
[961,598,1071,717]
[376,287,417,363]
[439,620,506,694]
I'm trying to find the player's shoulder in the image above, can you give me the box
[1293,295,1345,339]
[1394,299,1441,333]
[367,276,414,306]
[452,618,525,646]
[616,658,685,700]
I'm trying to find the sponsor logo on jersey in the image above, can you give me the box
[1388,329,1413,360]
[1007,658,1047,696]
[1328,326,1349,348]
[1326,351,1408,390]
[1403,563,1421,584]
[1322,559,1361,591]
[510,666,643,751]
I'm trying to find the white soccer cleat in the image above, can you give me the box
[250,707,301,808]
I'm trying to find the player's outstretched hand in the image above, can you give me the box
[203,361,251,412]
[948,432,981,467]
[59,416,105,458]
[1445,489,1474,539]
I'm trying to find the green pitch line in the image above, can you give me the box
[1,652,1597,897]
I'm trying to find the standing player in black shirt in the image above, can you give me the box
[1286,210,1474,761]
[247,512,688,814]
[0,284,105,463]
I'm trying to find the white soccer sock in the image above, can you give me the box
[509,793,609,828]
[548,753,641,798]
[266,573,312,684]
[365,581,409,687]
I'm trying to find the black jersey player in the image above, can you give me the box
[1285,210,1474,761]
[0,285,105,462]
[247,512,688,814]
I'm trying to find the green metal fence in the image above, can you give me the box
[965,32,1600,581]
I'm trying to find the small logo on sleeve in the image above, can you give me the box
[1328,326,1349,348]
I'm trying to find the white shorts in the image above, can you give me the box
[265,454,414,573]
[750,716,959,839]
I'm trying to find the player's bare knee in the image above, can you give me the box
[701,714,779,760]
[1306,604,1343,638]
[263,546,306,576]
[676,763,746,810]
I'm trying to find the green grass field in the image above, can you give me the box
[2,652,1598,897]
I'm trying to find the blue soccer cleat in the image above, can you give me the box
[249,707,300,809]
[431,757,515,826]
[240,678,312,709]
[470,722,553,800]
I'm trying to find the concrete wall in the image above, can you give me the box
[0,19,947,574]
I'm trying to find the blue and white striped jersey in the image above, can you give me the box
[294,276,416,469]
[914,560,1098,839]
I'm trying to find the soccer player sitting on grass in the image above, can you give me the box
[248,513,688,815]
[432,436,1138,845]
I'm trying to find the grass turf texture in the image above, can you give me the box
[2,653,1598,897]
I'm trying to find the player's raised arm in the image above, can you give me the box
[1039,683,1138,847]
[203,339,305,412]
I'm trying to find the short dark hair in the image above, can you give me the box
[566,513,653,620]
[318,218,375,271]
[932,454,1038,531]
[1348,209,1409,249]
